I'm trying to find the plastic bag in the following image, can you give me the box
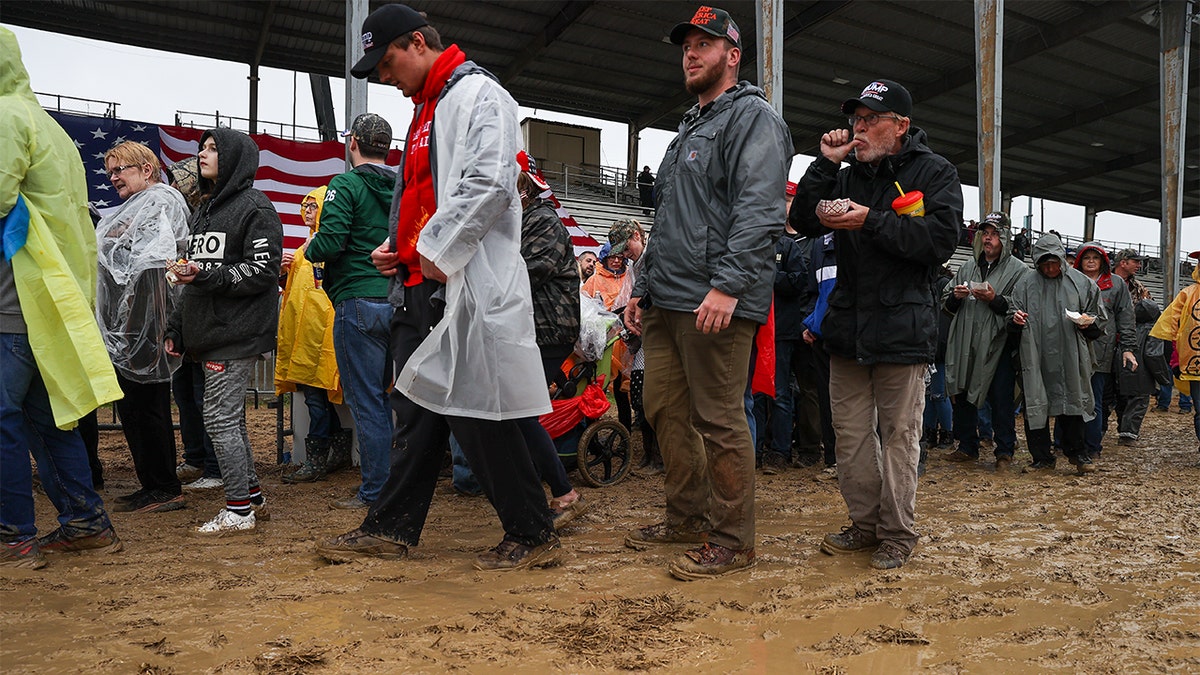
[576,291,619,362]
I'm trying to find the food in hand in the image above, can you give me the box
[1065,309,1095,327]
[166,258,190,285]
[817,198,850,216]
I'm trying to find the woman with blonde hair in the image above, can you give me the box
[96,141,189,513]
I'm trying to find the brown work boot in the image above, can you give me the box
[668,543,756,581]
[820,525,879,555]
[624,522,708,551]
[943,449,976,463]
[994,456,1013,472]
[473,536,561,571]
[37,526,123,555]
[316,528,408,563]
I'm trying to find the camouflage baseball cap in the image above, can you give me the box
[341,112,392,152]
[167,156,201,211]
[670,6,742,49]
[608,218,642,256]
[1113,248,1145,262]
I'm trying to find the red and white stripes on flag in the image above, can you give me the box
[158,126,354,252]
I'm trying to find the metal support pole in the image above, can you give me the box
[1160,0,1193,300]
[1083,206,1097,242]
[627,124,639,197]
[755,0,784,115]
[249,64,259,134]
[975,0,1003,218]
[345,0,370,170]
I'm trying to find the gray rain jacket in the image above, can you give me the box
[1073,241,1135,374]
[942,223,1031,407]
[1011,234,1102,429]
[632,82,792,324]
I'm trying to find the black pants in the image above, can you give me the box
[173,361,219,479]
[115,373,181,496]
[810,340,837,466]
[1026,414,1085,465]
[77,410,102,489]
[360,280,554,548]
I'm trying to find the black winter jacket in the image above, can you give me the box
[790,127,963,365]
[166,128,283,361]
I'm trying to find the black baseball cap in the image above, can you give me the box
[841,79,912,117]
[982,211,1011,230]
[670,6,742,50]
[350,4,429,80]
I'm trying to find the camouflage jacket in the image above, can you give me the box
[521,200,580,347]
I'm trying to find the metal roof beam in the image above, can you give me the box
[252,1,278,68]
[500,1,594,86]
[912,0,1155,101]
[1010,147,1157,195]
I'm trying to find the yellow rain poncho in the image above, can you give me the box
[1150,259,1200,386]
[274,186,341,402]
[0,28,121,428]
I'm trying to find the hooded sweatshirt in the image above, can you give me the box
[1010,233,1102,429]
[1073,241,1135,373]
[166,128,282,361]
[942,223,1031,406]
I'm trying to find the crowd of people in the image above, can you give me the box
[3,4,1198,580]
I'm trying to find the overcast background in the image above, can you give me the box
[7,24,1196,256]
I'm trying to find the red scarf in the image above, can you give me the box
[395,45,466,286]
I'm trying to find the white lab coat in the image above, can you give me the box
[397,65,551,420]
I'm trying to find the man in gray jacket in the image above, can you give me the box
[623,5,792,580]
[941,212,1030,471]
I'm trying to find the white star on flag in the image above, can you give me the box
[114,136,126,144]
[93,167,107,175]
[92,151,106,159]
[73,139,84,148]
[94,200,110,207]
[95,184,111,191]
[132,124,147,132]
[90,128,108,139]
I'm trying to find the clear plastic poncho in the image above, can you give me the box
[95,182,190,383]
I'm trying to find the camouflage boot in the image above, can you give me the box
[325,429,354,474]
[283,437,331,483]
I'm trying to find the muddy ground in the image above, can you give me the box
[3,400,1199,674]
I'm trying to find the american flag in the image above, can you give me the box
[51,111,599,255]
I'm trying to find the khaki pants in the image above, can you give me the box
[828,355,925,553]
[642,307,756,551]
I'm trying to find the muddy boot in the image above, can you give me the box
[283,437,330,484]
[641,428,664,475]
[325,429,354,474]
[936,430,955,449]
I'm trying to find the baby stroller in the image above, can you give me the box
[539,311,633,487]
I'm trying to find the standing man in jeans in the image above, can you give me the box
[317,4,559,571]
[623,5,792,580]
[1,28,123,567]
[791,79,962,569]
[305,113,397,510]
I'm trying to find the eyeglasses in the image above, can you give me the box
[301,203,319,212]
[107,164,141,178]
[847,113,903,128]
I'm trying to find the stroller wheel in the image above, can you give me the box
[576,420,633,487]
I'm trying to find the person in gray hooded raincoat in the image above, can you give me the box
[1009,233,1102,475]
[941,212,1031,469]
[1072,241,1136,459]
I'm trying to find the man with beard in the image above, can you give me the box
[790,79,962,570]
[623,6,791,580]
[942,212,1030,471]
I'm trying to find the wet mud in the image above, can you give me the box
[2,406,1198,673]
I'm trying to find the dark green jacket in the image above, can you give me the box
[306,163,396,307]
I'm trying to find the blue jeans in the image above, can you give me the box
[297,384,341,440]
[1156,383,1173,410]
[1,333,111,542]
[977,402,993,440]
[1182,392,1194,413]
[923,363,952,433]
[952,355,1017,458]
[333,298,394,504]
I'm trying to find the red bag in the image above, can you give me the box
[538,383,611,438]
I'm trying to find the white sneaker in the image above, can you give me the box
[184,477,224,491]
[193,509,256,537]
